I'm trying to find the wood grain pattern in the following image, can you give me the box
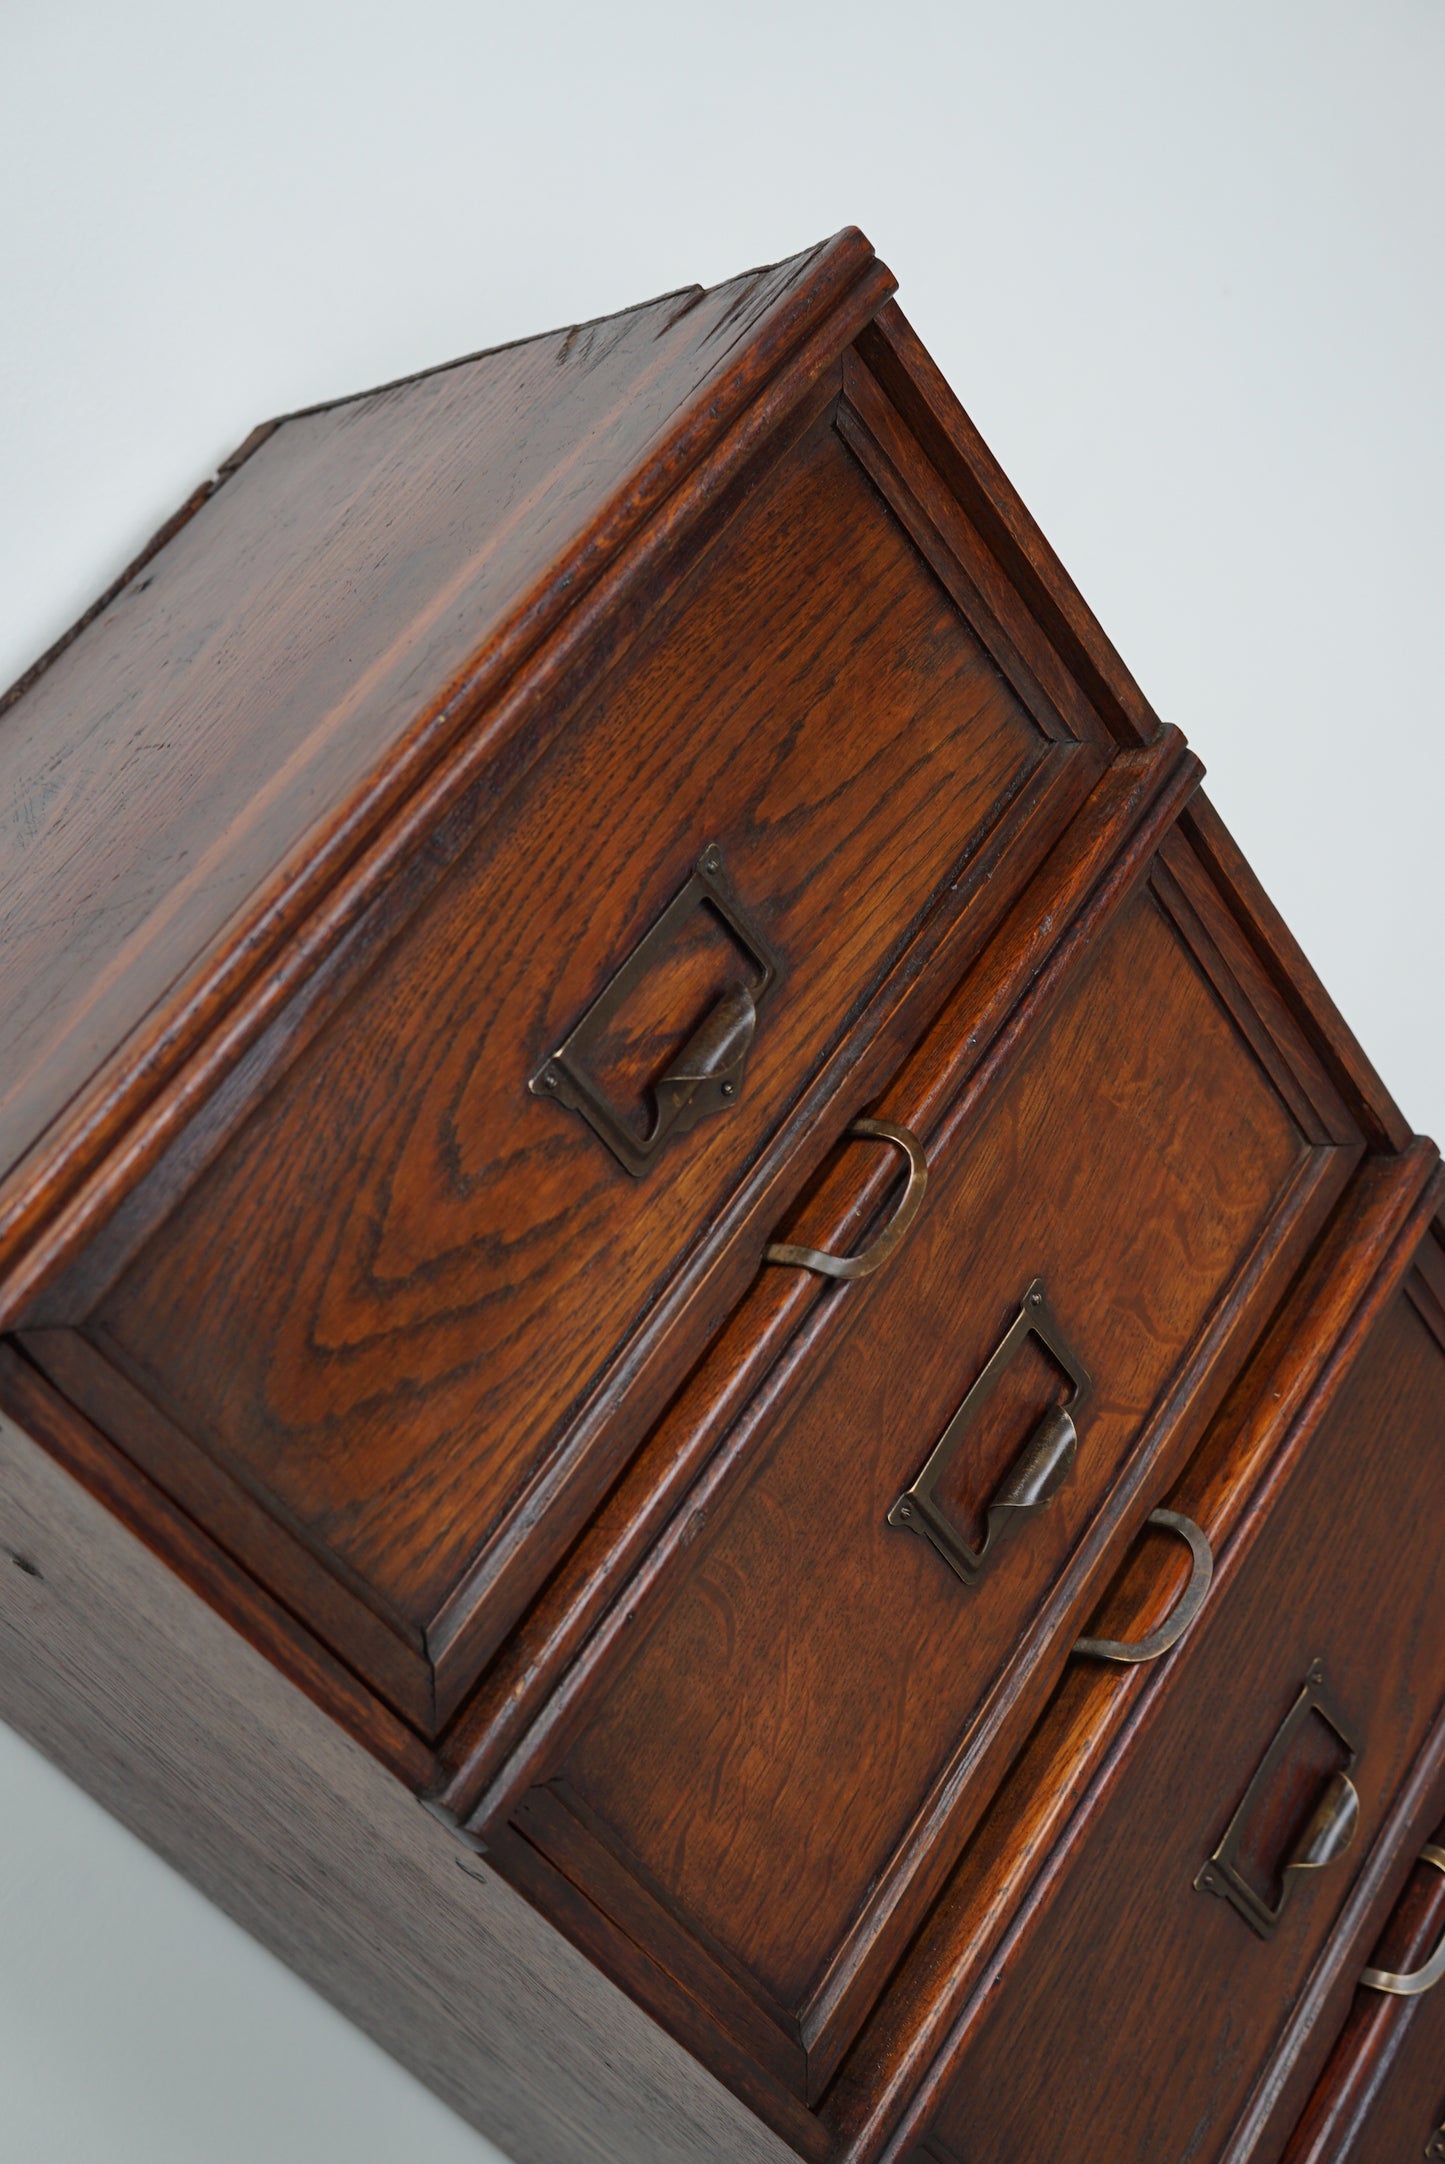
[24,402,1070,1730]
[432,732,1200,1818]
[822,1153,1444,2164]
[0,231,1436,2164]
[488,806,1364,2114]
[912,1274,1445,2164]
[0,233,893,1308]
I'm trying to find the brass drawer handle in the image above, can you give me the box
[1196,1660,1361,1939]
[532,844,781,1177]
[1360,1845,1445,1997]
[887,1278,1091,1588]
[1074,1510,1214,1664]
[764,1117,928,1281]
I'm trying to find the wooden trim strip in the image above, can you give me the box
[853,301,1164,750]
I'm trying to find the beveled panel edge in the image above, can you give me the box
[485,1816,834,2163]
[852,301,1164,752]
[15,1320,435,1732]
[0,1340,434,1789]
[829,1150,1445,2164]
[1179,795,1413,1158]
[836,365,1092,751]
[516,1776,809,2087]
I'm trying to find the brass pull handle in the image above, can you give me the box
[1074,1510,1214,1664]
[764,1117,928,1281]
[1360,1845,1445,1996]
[887,1279,1091,1588]
[532,844,781,1177]
[650,982,757,1135]
[1196,1660,1361,1938]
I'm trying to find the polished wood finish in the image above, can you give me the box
[0,235,888,1260]
[908,1239,1445,2164]
[487,808,1362,2113]
[0,234,1436,2164]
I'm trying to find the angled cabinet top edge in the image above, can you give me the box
[0,228,1251,1334]
[0,230,892,1296]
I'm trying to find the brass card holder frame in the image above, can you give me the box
[530,844,780,1177]
[1195,1659,1361,1940]
[887,1278,1091,1589]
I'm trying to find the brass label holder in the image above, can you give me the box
[1195,1659,1361,1940]
[888,1278,1091,1589]
[530,844,780,1177]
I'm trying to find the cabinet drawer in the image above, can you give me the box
[17,400,1090,1734]
[1282,1822,1445,2164]
[914,1248,1445,2164]
[480,816,1361,2132]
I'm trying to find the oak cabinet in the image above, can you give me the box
[0,229,1439,2164]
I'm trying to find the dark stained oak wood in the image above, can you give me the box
[430,730,1200,1813]
[821,1151,1444,2164]
[852,303,1164,751]
[475,783,1369,2119]
[0,235,888,1237]
[0,1397,800,2164]
[0,234,1437,2164]
[907,1253,1445,2164]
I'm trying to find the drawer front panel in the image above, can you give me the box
[512,847,1349,2102]
[920,1267,1445,2164]
[27,404,1068,1721]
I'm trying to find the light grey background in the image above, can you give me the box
[1,2,1440,2158]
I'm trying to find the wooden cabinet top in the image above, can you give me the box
[0,232,914,1286]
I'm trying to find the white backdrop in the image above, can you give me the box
[1,3,1441,2159]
